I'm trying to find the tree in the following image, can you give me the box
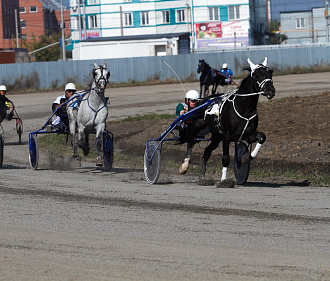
[24,31,62,62]
[267,20,287,44]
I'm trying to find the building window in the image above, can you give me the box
[21,34,27,39]
[20,20,26,28]
[19,7,26,13]
[141,11,149,25]
[162,11,170,24]
[123,0,132,2]
[228,6,240,20]
[209,7,219,21]
[296,18,305,29]
[89,15,98,28]
[176,9,185,23]
[30,6,37,13]
[88,0,99,4]
[124,13,133,26]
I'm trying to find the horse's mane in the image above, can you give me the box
[201,60,211,69]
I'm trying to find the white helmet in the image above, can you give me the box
[185,90,200,100]
[222,63,228,69]
[65,82,76,91]
[0,85,6,91]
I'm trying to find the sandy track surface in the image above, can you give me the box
[0,72,329,280]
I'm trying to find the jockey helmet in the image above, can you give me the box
[185,90,200,101]
[222,63,228,69]
[65,83,76,91]
[0,85,6,91]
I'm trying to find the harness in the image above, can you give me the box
[205,72,273,141]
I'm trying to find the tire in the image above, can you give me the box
[103,133,114,170]
[234,141,250,185]
[28,134,39,170]
[144,141,161,184]
[17,121,23,144]
[0,135,4,168]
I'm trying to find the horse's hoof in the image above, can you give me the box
[241,153,251,164]
[74,158,81,167]
[82,147,90,156]
[179,166,187,175]
[96,157,103,167]
[179,158,190,174]
[216,179,235,188]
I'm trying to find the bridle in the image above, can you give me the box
[93,66,110,92]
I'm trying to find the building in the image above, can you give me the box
[69,0,270,60]
[280,6,329,44]
[0,0,19,49]
[19,0,71,42]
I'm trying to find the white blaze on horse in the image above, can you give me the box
[67,61,110,166]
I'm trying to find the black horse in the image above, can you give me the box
[197,60,225,98]
[180,57,275,184]
[0,95,8,123]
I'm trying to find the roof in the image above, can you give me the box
[39,0,61,11]
[85,32,190,43]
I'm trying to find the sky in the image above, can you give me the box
[270,0,326,21]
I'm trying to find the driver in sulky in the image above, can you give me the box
[51,83,76,130]
[173,90,200,138]
[0,85,14,120]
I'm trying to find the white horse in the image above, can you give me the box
[67,61,110,166]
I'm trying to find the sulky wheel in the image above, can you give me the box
[17,120,23,144]
[144,141,161,184]
[0,134,3,168]
[103,133,114,170]
[234,141,250,185]
[28,134,39,170]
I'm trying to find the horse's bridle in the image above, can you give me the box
[94,66,110,92]
[250,65,273,94]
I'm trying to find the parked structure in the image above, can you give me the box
[70,0,269,60]
[280,6,329,44]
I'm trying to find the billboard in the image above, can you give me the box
[81,29,100,40]
[195,21,250,49]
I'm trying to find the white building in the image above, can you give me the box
[280,7,329,44]
[69,0,268,60]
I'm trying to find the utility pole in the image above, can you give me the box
[15,9,19,48]
[326,0,329,42]
[61,0,66,61]
[120,6,123,36]
[78,0,82,40]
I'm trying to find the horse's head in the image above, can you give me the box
[197,60,205,73]
[247,57,275,99]
[92,61,110,92]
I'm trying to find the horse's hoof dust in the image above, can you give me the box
[216,179,235,188]
[198,177,215,186]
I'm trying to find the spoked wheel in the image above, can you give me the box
[16,119,23,144]
[103,133,114,170]
[0,134,4,168]
[234,141,250,185]
[144,141,161,184]
[28,134,39,170]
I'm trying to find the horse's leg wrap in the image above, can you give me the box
[222,154,230,167]
[221,167,227,181]
[250,132,266,159]
[179,157,190,175]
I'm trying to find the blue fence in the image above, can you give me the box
[0,44,329,90]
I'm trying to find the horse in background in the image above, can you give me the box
[197,60,225,98]
[67,61,110,166]
[180,57,275,184]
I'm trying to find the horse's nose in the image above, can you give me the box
[267,88,275,99]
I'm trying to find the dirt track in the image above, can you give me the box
[0,72,329,280]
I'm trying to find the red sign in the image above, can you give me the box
[196,22,222,39]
